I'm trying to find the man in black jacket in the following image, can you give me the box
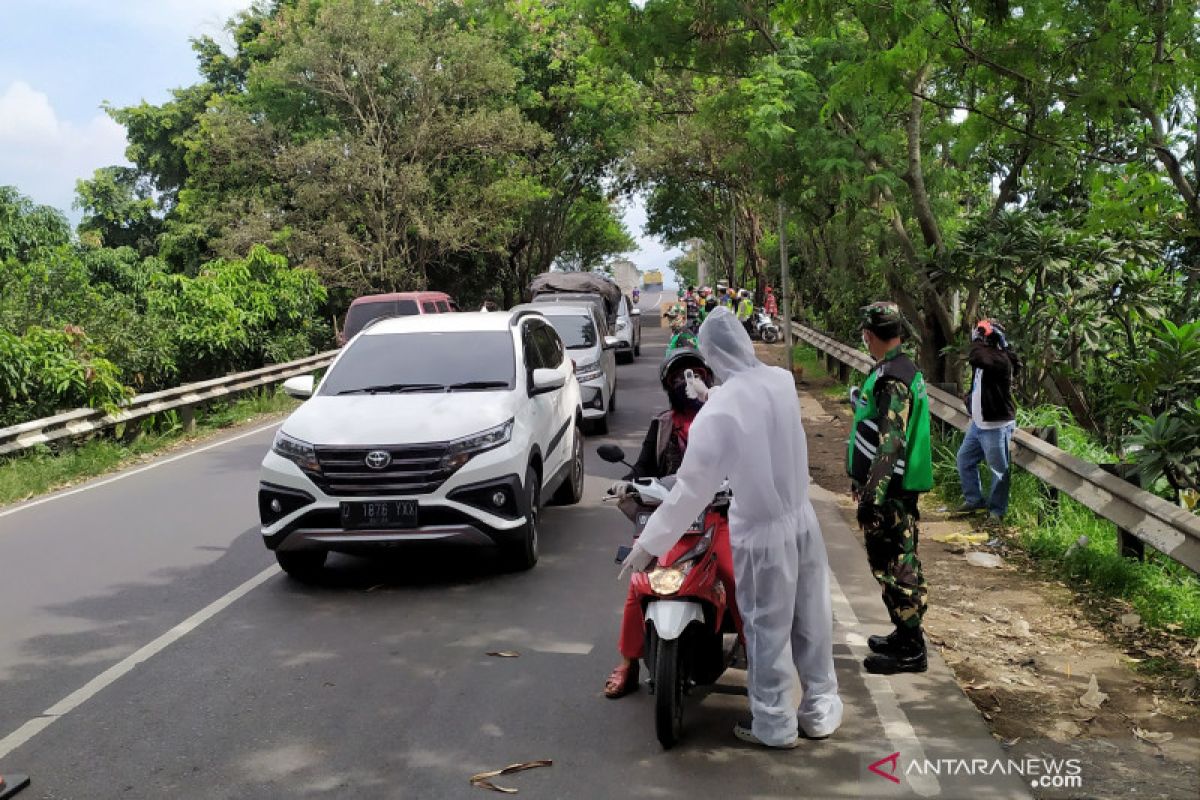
[956,319,1021,521]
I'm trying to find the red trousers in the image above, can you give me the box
[618,511,740,659]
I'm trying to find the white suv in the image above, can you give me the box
[512,303,618,435]
[259,310,585,578]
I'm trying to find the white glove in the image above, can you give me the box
[617,542,655,582]
[608,480,631,498]
[684,371,710,402]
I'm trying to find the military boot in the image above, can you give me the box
[867,628,902,654]
[863,628,927,674]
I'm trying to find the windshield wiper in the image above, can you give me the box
[336,383,444,395]
[445,381,510,391]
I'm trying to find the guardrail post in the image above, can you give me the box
[836,361,850,384]
[180,404,196,434]
[1023,426,1061,522]
[1099,463,1146,561]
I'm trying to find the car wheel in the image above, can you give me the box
[588,414,609,435]
[550,426,585,506]
[608,387,617,414]
[634,338,641,357]
[503,466,540,571]
[276,550,327,582]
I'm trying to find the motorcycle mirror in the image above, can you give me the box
[597,444,627,464]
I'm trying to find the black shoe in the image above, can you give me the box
[951,503,986,515]
[863,634,927,674]
[867,629,902,654]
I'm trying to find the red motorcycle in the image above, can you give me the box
[599,445,741,748]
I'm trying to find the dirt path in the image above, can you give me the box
[761,343,1200,799]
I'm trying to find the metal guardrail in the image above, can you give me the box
[0,351,337,458]
[790,321,1200,573]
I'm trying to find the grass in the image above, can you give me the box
[930,406,1200,639]
[793,342,1200,638]
[0,389,298,508]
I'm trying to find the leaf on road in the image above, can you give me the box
[1133,728,1174,745]
[470,760,553,793]
[486,651,521,658]
[1079,674,1109,709]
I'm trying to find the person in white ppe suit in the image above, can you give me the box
[618,307,843,747]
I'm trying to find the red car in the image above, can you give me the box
[338,291,458,345]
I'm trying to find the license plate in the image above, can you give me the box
[340,500,418,530]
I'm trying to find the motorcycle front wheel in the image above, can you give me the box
[654,637,684,749]
[763,328,779,343]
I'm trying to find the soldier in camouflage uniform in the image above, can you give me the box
[847,302,934,674]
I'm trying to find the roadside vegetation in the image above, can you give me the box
[0,389,296,508]
[794,344,1200,638]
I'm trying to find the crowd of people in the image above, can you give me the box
[612,300,1020,748]
[663,284,780,351]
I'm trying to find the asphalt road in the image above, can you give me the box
[0,325,1030,800]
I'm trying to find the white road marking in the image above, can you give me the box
[0,420,282,520]
[829,569,941,797]
[0,564,279,760]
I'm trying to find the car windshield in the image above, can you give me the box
[320,332,515,395]
[343,299,420,340]
[545,314,596,350]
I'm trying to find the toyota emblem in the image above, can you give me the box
[364,450,392,470]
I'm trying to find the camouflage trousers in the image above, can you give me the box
[863,497,928,630]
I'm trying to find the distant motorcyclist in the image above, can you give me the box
[604,349,736,698]
[665,289,687,332]
[684,285,701,332]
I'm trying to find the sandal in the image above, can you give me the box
[604,661,640,699]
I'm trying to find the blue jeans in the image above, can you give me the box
[956,422,1015,517]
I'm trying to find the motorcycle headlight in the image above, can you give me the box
[272,430,321,473]
[648,566,686,596]
[575,361,603,382]
[442,419,514,470]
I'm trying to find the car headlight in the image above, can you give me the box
[648,567,686,596]
[272,430,321,473]
[575,361,604,382]
[442,419,514,470]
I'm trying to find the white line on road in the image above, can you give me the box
[0,420,282,521]
[0,564,279,760]
[828,569,941,798]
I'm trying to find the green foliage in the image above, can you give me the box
[0,326,130,426]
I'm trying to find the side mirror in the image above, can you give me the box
[597,444,626,464]
[530,368,566,395]
[283,375,315,399]
[603,336,620,350]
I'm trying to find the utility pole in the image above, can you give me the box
[779,197,793,374]
[729,194,737,288]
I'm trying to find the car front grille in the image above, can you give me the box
[313,444,454,496]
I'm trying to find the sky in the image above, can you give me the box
[0,0,680,275]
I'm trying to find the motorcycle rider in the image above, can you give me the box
[736,290,755,337]
[618,308,843,747]
[666,289,687,333]
[604,349,737,698]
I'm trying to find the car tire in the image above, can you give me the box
[502,466,540,571]
[634,339,641,357]
[276,550,327,582]
[550,426,585,506]
[588,415,609,435]
[608,387,617,414]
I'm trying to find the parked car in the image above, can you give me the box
[612,293,642,363]
[337,291,458,345]
[513,302,618,435]
[529,271,622,330]
[260,309,584,579]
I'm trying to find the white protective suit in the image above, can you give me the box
[634,307,842,744]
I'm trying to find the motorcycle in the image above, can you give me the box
[598,444,740,749]
[753,310,780,344]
